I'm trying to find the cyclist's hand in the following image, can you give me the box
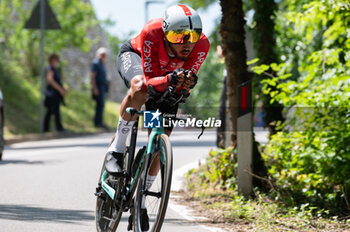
[168,69,185,87]
[182,70,198,91]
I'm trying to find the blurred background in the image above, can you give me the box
[0,0,227,136]
[1,0,350,229]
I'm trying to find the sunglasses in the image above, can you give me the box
[165,29,201,44]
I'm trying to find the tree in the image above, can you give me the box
[0,0,97,133]
[255,0,350,213]
[250,0,284,135]
[0,0,96,77]
[220,0,250,146]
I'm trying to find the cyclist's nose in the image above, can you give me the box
[181,42,191,49]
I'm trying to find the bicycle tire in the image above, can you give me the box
[133,134,173,232]
[95,156,123,232]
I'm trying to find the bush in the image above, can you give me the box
[187,147,237,191]
[254,0,350,214]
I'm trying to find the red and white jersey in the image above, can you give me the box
[130,18,210,92]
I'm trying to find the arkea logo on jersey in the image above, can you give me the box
[191,52,206,73]
[143,40,153,73]
[143,110,161,128]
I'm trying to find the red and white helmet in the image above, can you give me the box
[162,4,202,44]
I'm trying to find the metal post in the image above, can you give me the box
[144,0,164,24]
[237,81,253,197]
[39,0,45,132]
[145,1,149,24]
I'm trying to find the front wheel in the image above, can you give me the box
[133,134,173,232]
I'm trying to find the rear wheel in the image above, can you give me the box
[133,134,173,232]
[95,157,123,232]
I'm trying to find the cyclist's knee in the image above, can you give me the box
[130,75,147,102]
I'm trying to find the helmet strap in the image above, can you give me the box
[164,39,176,58]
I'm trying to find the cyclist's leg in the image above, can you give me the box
[106,49,146,173]
[119,75,147,121]
[147,129,171,176]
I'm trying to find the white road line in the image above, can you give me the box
[170,160,227,232]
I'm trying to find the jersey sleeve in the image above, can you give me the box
[183,34,210,74]
[139,27,160,78]
[139,25,171,92]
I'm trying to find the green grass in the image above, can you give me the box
[186,164,350,232]
[60,90,119,133]
[0,62,119,136]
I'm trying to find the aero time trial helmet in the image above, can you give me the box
[162,4,202,44]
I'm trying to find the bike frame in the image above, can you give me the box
[100,114,165,202]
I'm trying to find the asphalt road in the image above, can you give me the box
[0,130,223,232]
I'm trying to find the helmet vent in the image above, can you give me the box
[188,16,193,30]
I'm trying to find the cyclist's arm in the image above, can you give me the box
[149,34,210,93]
[139,27,167,90]
[182,34,210,74]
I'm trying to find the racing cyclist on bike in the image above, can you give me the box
[104,4,210,230]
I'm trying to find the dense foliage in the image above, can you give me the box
[1,0,96,77]
[187,147,237,190]
[0,0,97,134]
[253,0,350,214]
[185,0,350,216]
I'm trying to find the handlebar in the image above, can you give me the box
[126,85,205,138]
[125,106,206,139]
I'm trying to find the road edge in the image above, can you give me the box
[170,159,228,232]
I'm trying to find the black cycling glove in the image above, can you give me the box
[184,70,198,89]
[168,68,184,86]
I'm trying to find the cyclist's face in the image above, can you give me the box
[170,42,196,60]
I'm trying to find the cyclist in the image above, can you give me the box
[105,4,209,230]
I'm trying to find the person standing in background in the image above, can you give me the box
[44,54,66,132]
[91,47,109,129]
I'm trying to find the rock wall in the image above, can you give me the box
[60,0,126,102]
